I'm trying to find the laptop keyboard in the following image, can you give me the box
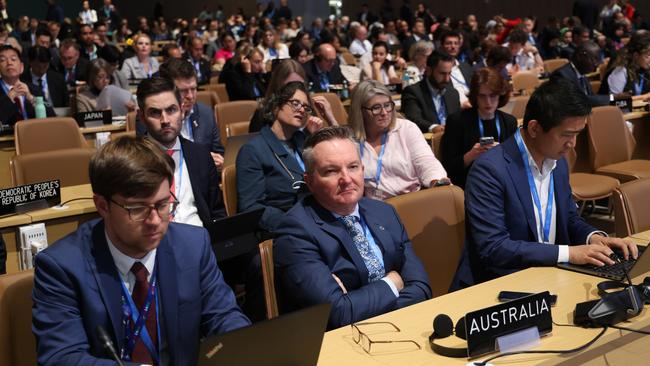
[586,246,646,278]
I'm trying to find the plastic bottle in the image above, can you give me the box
[34,96,46,119]
[341,79,349,100]
[402,69,411,87]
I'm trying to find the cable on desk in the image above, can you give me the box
[57,197,94,207]
[609,324,650,335]
[472,326,608,366]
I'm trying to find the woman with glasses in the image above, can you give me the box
[77,58,135,113]
[236,81,324,232]
[349,80,448,200]
[121,33,159,80]
[440,68,517,188]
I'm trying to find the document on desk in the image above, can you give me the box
[96,85,133,117]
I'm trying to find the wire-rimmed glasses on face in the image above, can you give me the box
[362,101,396,116]
[351,321,421,354]
[109,193,179,221]
[286,99,313,114]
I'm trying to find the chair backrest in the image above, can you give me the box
[385,185,465,297]
[430,131,444,159]
[590,80,602,95]
[221,164,237,216]
[543,58,569,74]
[126,111,137,132]
[341,51,356,66]
[223,133,258,169]
[0,270,36,366]
[11,148,95,187]
[512,71,540,95]
[196,90,220,110]
[215,101,259,146]
[259,239,279,320]
[14,117,87,155]
[508,95,529,120]
[313,92,349,125]
[204,83,230,103]
[587,106,635,170]
[612,178,650,237]
[226,121,250,138]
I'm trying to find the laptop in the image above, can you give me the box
[206,208,264,262]
[197,303,331,366]
[224,133,258,168]
[557,244,649,281]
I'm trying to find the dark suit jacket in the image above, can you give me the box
[401,79,461,133]
[180,137,227,224]
[550,63,609,107]
[440,108,518,188]
[20,69,68,108]
[401,35,419,61]
[456,61,474,89]
[236,125,305,232]
[218,61,268,101]
[451,135,597,289]
[0,82,56,125]
[302,58,347,93]
[275,196,432,329]
[32,219,250,366]
[51,57,89,85]
[187,56,212,85]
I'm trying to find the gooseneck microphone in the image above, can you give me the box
[96,325,124,366]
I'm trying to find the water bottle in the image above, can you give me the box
[34,96,46,119]
[402,69,411,87]
[341,80,349,100]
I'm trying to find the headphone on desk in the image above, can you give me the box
[428,314,468,358]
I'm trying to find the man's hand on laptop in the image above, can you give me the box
[569,244,615,266]
[589,234,639,261]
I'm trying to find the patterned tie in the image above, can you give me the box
[130,262,157,364]
[166,149,175,196]
[13,97,24,121]
[319,72,329,91]
[339,215,385,282]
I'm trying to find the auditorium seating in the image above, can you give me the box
[215,101,259,146]
[196,90,220,110]
[259,239,279,320]
[221,164,238,216]
[10,148,95,187]
[313,92,349,125]
[0,270,36,366]
[512,71,540,95]
[566,148,620,215]
[13,118,89,155]
[543,58,569,74]
[204,83,230,103]
[612,178,650,238]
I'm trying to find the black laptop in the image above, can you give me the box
[197,303,331,366]
[207,208,264,262]
[557,244,649,281]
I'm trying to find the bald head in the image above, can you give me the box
[316,43,337,72]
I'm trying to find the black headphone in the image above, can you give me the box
[428,314,468,358]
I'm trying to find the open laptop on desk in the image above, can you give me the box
[207,208,264,262]
[198,303,331,366]
[557,244,649,281]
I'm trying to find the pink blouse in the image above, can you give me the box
[359,118,447,199]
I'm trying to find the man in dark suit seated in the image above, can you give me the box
[302,43,348,93]
[51,39,89,86]
[275,126,431,329]
[401,18,427,62]
[21,45,67,108]
[451,79,637,290]
[401,50,461,133]
[185,37,212,85]
[550,41,610,106]
[0,45,55,125]
[137,77,226,228]
[440,30,473,108]
[32,135,250,365]
[148,58,225,169]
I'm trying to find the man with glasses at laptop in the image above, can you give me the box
[451,79,638,290]
[32,135,250,365]
[274,126,431,329]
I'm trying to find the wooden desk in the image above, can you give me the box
[0,124,126,189]
[318,263,650,365]
[0,184,97,274]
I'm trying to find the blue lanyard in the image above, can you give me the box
[450,73,468,89]
[185,113,194,141]
[634,77,645,96]
[1,80,27,120]
[514,130,554,243]
[119,263,161,364]
[478,114,501,140]
[360,132,388,185]
[293,148,305,172]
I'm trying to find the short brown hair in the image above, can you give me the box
[90,135,174,199]
[468,68,511,108]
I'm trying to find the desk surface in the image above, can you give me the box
[318,241,650,365]
[26,184,95,222]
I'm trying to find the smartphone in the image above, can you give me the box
[497,291,557,306]
[479,136,495,146]
[433,179,451,187]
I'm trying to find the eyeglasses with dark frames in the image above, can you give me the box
[351,321,421,354]
[362,101,396,116]
[109,193,179,221]
[286,99,313,114]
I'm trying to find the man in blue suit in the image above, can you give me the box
[275,126,431,329]
[32,135,250,365]
[452,79,637,289]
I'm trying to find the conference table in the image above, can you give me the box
[317,237,650,366]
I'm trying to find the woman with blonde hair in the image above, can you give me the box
[348,80,448,200]
[120,33,159,79]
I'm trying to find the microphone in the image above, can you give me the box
[96,326,124,366]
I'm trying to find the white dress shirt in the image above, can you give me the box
[450,60,470,105]
[167,138,203,227]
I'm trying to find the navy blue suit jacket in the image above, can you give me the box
[550,63,610,107]
[451,135,597,289]
[32,219,250,366]
[275,196,432,329]
[0,82,56,125]
[236,125,305,232]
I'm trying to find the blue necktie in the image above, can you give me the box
[319,72,329,91]
[339,215,384,282]
[436,94,447,125]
